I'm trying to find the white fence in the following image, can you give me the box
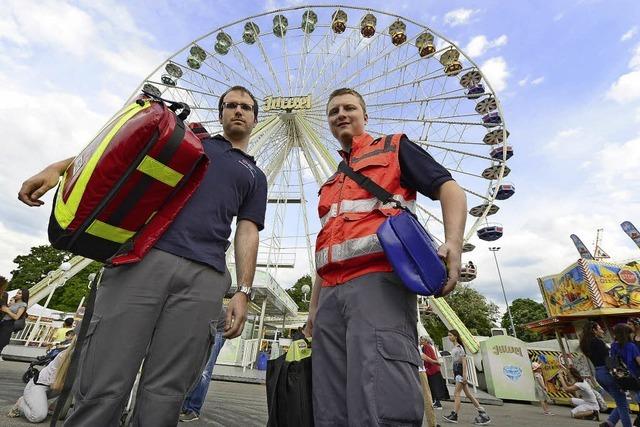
[11,318,58,347]
[440,354,478,393]
[241,338,260,371]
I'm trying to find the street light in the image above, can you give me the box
[488,247,517,338]
[301,284,311,303]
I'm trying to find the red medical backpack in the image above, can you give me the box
[48,96,210,265]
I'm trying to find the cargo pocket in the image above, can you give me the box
[78,315,102,396]
[374,329,423,424]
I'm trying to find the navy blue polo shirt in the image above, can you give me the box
[155,134,267,272]
[398,136,454,199]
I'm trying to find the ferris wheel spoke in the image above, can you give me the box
[255,33,284,94]
[199,48,268,97]
[232,45,277,94]
[303,27,356,95]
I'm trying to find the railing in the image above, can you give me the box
[11,318,57,347]
[440,354,478,393]
[241,338,260,372]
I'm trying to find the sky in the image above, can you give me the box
[1,0,640,313]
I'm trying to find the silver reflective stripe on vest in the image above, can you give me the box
[316,247,329,270]
[320,195,415,226]
[340,195,416,214]
[331,234,384,263]
[320,203,338,227]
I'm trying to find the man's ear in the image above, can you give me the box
[364,112,368,125]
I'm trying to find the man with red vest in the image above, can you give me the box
[306,88,467,426]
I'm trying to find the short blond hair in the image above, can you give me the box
[327,88,367,114]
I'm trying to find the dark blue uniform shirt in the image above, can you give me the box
[398,136,454,199]
[155,134,267,272]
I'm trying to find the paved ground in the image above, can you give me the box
[0,359,611,426]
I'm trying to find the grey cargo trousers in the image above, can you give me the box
[312,272,424,427]
[63,248,231,427]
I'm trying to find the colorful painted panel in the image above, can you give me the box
[538,262,594,316]
[584,260,640,308]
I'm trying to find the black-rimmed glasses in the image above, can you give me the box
[222,102,254,112]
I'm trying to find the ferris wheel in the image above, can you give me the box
[128,5,514,286]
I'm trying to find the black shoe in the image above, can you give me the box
[587,411,600,421]
[634,415,640,427]
[433,401,443,410]
[474,410,491,425]
[443,411,458,423]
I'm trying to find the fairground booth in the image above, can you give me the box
[526,258,640,405]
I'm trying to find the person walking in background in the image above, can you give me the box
[579,321,632,427]
[443,330,491,425]
[559,366,600,421]
[420,336,449,410]
[627,318,640,351]
[418,341,437,427]
[611,322,640,427]
[531,362,553,416]
[179,307,228,423]
[0,288,29,356]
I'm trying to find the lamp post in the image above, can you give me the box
[301,284,311,303]
[488,247,517,338]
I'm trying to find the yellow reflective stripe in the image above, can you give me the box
[54,101,152,230]
[136,155,183,187]
[85,220,135,244]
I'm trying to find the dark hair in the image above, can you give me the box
[579,321,600,356]
[218,85,259,120]
[0,276,8,293]
[64,317,74,327]
[65,330,75,337]
[449,329,465,351]
[568,366,584,382]
[20,288,29,305]
[613,323,632,346]
[326,87,367,114]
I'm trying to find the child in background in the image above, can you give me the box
[532,362,553,415]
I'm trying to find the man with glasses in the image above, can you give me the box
[17,86,267,426]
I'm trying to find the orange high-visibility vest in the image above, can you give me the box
[315,133,416,286]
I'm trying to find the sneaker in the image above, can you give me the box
[179,411,200,422]
[473,411,491,425]
[433,401,443,410]
[443,411,458,423]
[7,405,21,418]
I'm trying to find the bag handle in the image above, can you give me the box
[338,160,411,214]
[140,89,191,121]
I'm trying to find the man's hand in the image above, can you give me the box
[18,168,61,206]
[438,241,462,296]
[304,303,317,337]
[18,158,74,207]
[223,293,248,339]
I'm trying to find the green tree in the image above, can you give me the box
[286,275,312,311]
[501,298,548,342]
[9,245,102,313]
[421,284,500,346]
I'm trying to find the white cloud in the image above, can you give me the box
[480,57,509,92]
[531,76,545,85]
[607,70,640,103]
[1,0,97,56]
[607,43,640,103]
[621,26,638,42]
[518,76,529,87]
[444,8,480,27]
[465,35,508,58]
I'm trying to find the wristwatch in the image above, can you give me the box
[235,285,254,302]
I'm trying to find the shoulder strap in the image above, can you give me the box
[338,161,397,207]
[49,271,101,426]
